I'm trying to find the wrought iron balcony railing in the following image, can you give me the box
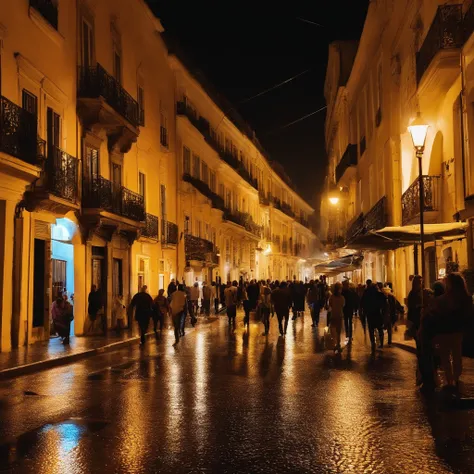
[402,175,440,225]
[78,64,141,128]
[364,196,387,233]
[30,0,58,30]
[416,5,464,84]
[0,96,38,165]
[182,173,225,211]
[142,213,159,240]
[223,210,261,237]
[82,175,145,222]
[336,143,357,183]
[46,146,78,202]
[259,191,270,205]
[161,220,179,245]
[346,213,364,243]
[185,234,218,264]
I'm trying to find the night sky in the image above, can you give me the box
[147,1,369,206]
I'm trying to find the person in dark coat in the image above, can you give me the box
[307,280,320,327]
[247,280,260,312]
[88,284,102,333]
[271,281,292,336]
[360,280,386,351]
[341,280,357,341]
[129,285,154,344]
[167,279,177,300]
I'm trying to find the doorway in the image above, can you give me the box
[92,246,107,321]
[33,239,46,329]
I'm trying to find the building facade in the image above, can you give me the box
[321,0,474,299]
[0,0,318,352]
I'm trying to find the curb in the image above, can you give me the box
[0,331,156,381]
[392,341,417,355]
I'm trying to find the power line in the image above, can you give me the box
[296,17,324,28]
[266,105,327,135]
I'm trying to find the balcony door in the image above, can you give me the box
[47,107,60,151]
[81,18,93,69]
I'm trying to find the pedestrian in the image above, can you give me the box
[307,280,320,327]
[329,282,345,352]
[167,279,177,300]
[201,281,212,316]
[242,283,251,327]
[271,281,292,336]
[87,284,102,333]
[341,280,357,341]
[129,285,154,345]
[247,279,260,314]
[114,293,126,335]
[357,283,367,332]
[224,280,238,330]
[190,282,200,316]
[362,280,387,352]
[259,281,272,335]
[383,285,404,346]
[153,289,169,333]
[170,284,187,345]
[52,295,70,344]
[211,281,219,314]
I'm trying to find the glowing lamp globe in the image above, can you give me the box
[408,114,429,152]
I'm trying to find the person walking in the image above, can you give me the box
[52,295,70,344]
[190,282,200,316]
[170,284,187,345]
[271,281,292,336]
[383,285,404,346]
[362,280,386,352]
[307,280,320,327]
[87,284,102,334]
[153,289,169,333]
[211,281,218,314]
[341,280,357,341]
[247,279,260,315]
[129,286,154,345]
[329,282,345,352]
[259,282,272,335]
[167,279,177,300]
[201,281,212,317]
[242,283,251,327]
[224,281,238,330]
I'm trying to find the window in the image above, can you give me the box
[81,19,94,69]
[139,172,146,207]
[201,161,209,185]
[225,138,231,153]
[160,184,166,219]
[22,90,38,117]
[160,110,168,147]
[219,183,225,198]
[205,223,209,241]
[137,258,147,292]
[196,220,202,238]
[183,146,191,174]
[192,154,201,179]
[47,107,60,150]
[225,190,231,209]
[138,85,145,126]
[209,171,216,193]
[30,0,58,30]
[184,215,190,234]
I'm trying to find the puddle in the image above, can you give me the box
[0,418,108,469]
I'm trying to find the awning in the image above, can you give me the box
[348,222,468,250]
[314,254,364,274]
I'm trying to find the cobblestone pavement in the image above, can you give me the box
[1,312,474,473]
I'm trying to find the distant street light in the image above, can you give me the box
[408,113,429,288]
[328,196,340,205]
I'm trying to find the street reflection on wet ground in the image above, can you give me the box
[1,314,474,473]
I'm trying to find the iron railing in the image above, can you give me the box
[416,5,464,84]
[223,210,261,237]
[336,143,357,183]
[161,220,179,245]
[182,173,225,211]
[46,146,78,202]
[78,64,141,128]
[30,0,58,30]
[402,175,440,225]
[142,213,159,240]
[273,235,281,252]
[82,175,145,222]
[0,96,37,165]
[185,234,218,264]
[346,213,364,243]
[259,191,270,205]
[364,196,387,232]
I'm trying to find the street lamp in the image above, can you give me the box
[328,196,340,205]
[408,113,429,288]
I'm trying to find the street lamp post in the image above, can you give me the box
[408,114,429,289]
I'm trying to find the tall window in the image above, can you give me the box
[225,190,231,209]
[160,110,168,147]
[47,107,60,150]
[183,146,191,174]
[184,215,190,234]
[22,90,38,117]
[209,170,216,193]
[201,161,209,185]
[113,33,122,83]
[81,19,93,69]
[139,172,146,207]
[219,183,225,198]
[196,220,202,238]
[192,154,201,179]
[225,138,231,153]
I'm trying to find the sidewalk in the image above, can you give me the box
[0,316,218,380]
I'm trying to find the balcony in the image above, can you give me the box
[77,64,140,153]
[364,196,388,232]
[141,213,159,240]
[273,235,281,253]
[259,191,270,206]
[182,173,225,211]
[282,240,289,254]
[223,210,262,237]
[402,176,441,225]
[30,0,58,30]
[416,5,464,111]
[0,96,38,166]
[161,220,179,247]
[176,101,258,190]
[346,213,364,243]
[185,234,219,266]
[25,145,79,214]
[335,143,357,184]
[83,175,144,222]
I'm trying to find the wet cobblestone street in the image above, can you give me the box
[1,313,474,473]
